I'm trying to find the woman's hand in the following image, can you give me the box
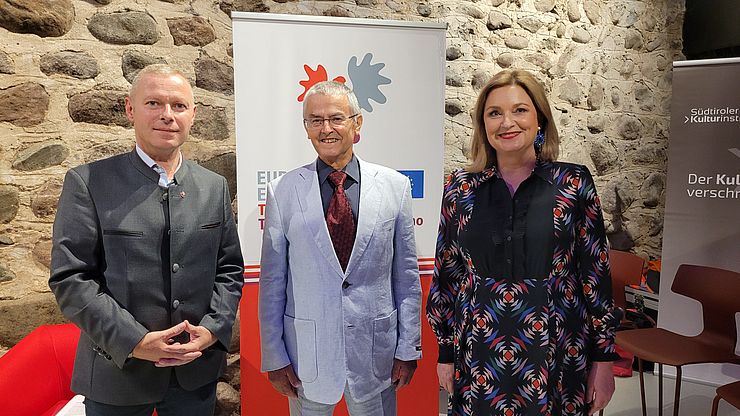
[586,361,615,415]
[437,363,454,394]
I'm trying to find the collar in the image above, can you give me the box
[485,158,554,185]
[532,159,555,185]
[135,144,183,173]
[317,154,360,185]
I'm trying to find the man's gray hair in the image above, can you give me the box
[303,81,362,115]
[128,64,191,98]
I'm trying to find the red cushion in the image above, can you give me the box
[612,344,634,377]
[0,324,80,416]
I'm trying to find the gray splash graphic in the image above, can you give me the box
[348,53,391,112]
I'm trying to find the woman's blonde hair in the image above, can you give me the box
[468,69,559,172]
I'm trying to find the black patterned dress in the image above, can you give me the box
[427,161,620,416]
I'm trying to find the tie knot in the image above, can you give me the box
[328,170,347,188]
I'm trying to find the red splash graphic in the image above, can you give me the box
[297,64,346,102]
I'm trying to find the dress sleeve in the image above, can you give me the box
[426,171,466,363]
[575,166,621,362]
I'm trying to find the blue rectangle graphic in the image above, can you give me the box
[398,170,424,199]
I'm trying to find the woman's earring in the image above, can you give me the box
[534,129,545,153]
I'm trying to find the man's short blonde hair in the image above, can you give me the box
[128,64,191,99]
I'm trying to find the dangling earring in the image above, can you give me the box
[534,128,545,154]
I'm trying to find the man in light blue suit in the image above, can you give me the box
[259,81,422,416]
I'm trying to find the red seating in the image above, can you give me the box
[0,324,80,416]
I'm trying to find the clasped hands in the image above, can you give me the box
[131,320,217,367]
[268,359,418,398]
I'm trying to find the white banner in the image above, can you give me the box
[232,12,446,280]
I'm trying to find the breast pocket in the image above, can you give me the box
[372,309,398,379]
[200,221,222,230]
[371,218,395,256]
[375,217,395,234]
[103,229,144,237]
[283,315,318,383]
[197,221,222,250]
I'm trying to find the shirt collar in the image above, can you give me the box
[135,144,182,171]
[486,159,554,185]
[317,154,360,185]
[135,144,183,186]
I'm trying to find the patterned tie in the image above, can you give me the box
[327,171,356,271]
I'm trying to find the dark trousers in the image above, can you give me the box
[84,375,217,416]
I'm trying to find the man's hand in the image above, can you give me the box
[437,363,454,394]
[154,320,218,367]
[586,361,615,415]
[391,359,417,391]
[131,322,202,367]
[267,364,302,398]
[132,320,218,367]
[182,320,218,350]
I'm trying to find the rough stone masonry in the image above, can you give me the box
[0,0,684,413]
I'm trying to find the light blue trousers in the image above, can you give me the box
[289,383,397,416]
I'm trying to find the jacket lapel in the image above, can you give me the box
[128,150,162,184]
[296,162,345,278]
[345,158,381,275]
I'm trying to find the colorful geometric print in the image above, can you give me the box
[427,161,620,416]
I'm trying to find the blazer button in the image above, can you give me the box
[162,192,169,201]
[172,299,180,309]
[342,281,351,289]
[172,263,180,273]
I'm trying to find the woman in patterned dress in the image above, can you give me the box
[427,69,620,416]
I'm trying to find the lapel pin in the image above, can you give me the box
[179,191,186,198]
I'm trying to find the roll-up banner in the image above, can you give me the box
[232,12,446,414]
[660,57,740,385]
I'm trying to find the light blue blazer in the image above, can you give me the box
[259,157,422,404]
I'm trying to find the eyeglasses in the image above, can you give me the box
[303,114,359,129]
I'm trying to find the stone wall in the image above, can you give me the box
[1,0,683,350]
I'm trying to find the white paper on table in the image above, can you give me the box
[54,394,85,416]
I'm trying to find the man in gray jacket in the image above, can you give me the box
[49,64,244,415]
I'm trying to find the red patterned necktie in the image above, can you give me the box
[327,171,356,271]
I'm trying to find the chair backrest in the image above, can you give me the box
[608,249,645,310]
[671,264,740,350]
[0,323,80,416]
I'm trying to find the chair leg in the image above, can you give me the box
[637,358,647,416]
[672,366,682,416]
[658,363,663,416]
[710,394,721,416]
